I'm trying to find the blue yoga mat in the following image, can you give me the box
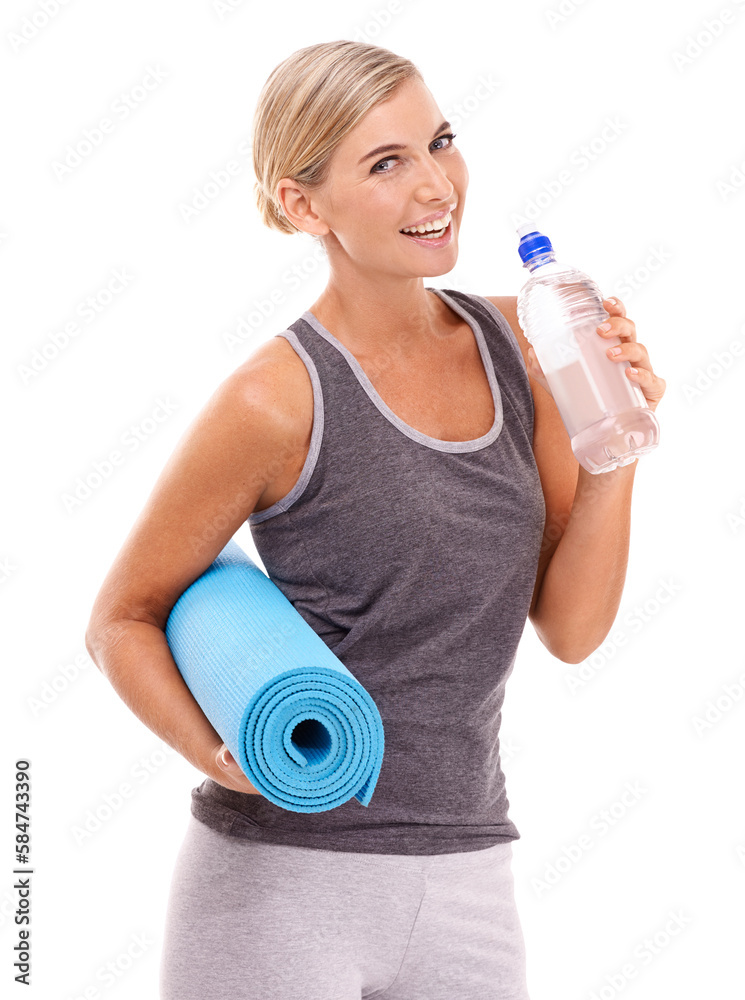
[165,539,384,813]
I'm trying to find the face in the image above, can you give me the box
[280,76,468,280]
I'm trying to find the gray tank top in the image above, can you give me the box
[190,288,546,855]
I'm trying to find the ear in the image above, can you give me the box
[276,178,331,237]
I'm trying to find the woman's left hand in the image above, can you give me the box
[527,296,666,414]
[594,297,666,413]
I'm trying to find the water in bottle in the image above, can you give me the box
[515,225,660,474]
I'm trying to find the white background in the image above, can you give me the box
[3,0,745,997]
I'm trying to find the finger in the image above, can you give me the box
[602,296,626,318]
[605,340,650,368]
[597,315,637,343]
[625,364,666,400]
[217,746,239,771]
[623,361,661,382]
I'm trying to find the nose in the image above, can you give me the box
[413,151,455,204]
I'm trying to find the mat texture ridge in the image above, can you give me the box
[165,539,385,813]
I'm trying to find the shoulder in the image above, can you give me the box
[230,331,314,441]
[202,333,315,513]
[483,295,579,618]
[232,329,311,393]
[480,295,531,368]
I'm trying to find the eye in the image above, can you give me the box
[370,133,458,174]
[371,156,398,174]
[431,132,457,151]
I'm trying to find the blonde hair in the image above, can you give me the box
[252,40,423,236]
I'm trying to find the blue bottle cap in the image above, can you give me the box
[517,227,553,265]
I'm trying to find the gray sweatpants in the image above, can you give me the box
[159,814,531,1000]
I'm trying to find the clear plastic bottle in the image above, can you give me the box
[515,225,660,474]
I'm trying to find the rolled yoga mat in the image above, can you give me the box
[165,539,385,813]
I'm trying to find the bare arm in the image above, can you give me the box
[487,295,637,664]
[529,461,637,664]
[86,616,252,790]
[85,341,311,792]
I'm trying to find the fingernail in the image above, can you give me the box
[220,749,231,768]
[606,297,617,305]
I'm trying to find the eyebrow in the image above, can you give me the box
[357,121,452,166]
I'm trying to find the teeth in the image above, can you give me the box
[401,211,451,235]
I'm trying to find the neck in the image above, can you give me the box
[308,255,450,359]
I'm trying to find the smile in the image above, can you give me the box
[398,216,454,248]
[400,210,452,236]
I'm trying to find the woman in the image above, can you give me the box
[85,40,665,1000]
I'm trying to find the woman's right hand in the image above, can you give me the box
[211,742,263,795]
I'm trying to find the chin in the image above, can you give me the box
[414,248,459,279]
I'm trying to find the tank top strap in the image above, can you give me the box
[280,312,372,427]
[277,312,385,461]
[433,288,534,444]
[276,287,532,454]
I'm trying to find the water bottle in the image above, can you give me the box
[515,225,660,474]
